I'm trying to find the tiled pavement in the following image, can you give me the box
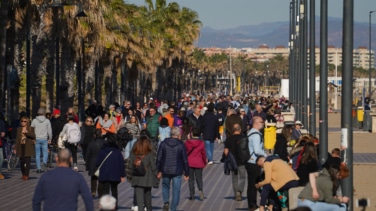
[0,142,375,211]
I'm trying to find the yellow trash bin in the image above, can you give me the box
[264,123,277,150]
[357,107,364,122]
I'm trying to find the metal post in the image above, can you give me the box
[289,2,294,101]
[369,11,376,98]
[342,0,354,210]
[302,0,308,127]
[309,0,316,135]
[319,0,328,165]
[26,8,31,117]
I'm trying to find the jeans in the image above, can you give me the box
[260,180,299,207]
[204,140,214,162]
[231,165,246,195]
[35,139,48,170]
[245,162,261,209]
[135,186,152,211]
[297,198,347,211]
[0,147,3,173]
[124,138,137,159]
[189,168,203,197]
[162,175,182,211]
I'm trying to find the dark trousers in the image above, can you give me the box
[260,180,299,208]
[64,143,77,165]
[245,162,261,209]
[81,144,88,161]
[98,181,120,204]
[188,167,203,197]
[20,156,31,176]
[135,187,152,211]
[90,176,98,194]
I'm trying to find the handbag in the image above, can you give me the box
[94,151,113,177]
[132,155,148,176]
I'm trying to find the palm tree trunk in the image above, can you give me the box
[60,38,75,114]
[46,36,55,113]
[0,0,10,111]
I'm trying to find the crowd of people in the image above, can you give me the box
[0,94,351,211]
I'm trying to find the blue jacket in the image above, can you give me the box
[95,142,125,182]
[200,112,220,141]
[157,138,189,177]
[32,167,94,211]
[222,152,238,175]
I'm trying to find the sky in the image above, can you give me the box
[126,0,376,29]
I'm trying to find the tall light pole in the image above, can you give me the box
[369,10,376,98]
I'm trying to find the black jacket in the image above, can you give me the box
[200,112,220,141]
[51,116,66,141]
[85,137,105,175]
[81,125,96,145]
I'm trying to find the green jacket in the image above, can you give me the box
[146,113,161,138]
[298,168,341,204]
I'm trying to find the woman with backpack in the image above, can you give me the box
[59,115,81,171]
[129,136,158,211]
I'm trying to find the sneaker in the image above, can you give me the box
[163,202,169,211]
[199,191,204,201]
[131,205,137,211]
[73,163,78,171]
[235,191,242,201]
[188,196,194,200]
[208,161,214,165]
[36,169,43,173]
[42,163,48,172]
[0,173,4,180]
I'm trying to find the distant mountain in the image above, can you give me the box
[196,17,376,49]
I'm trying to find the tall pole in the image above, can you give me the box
[289,1,294,101]
[302,0,308,127]
[309,0,316,135]
[319,0,328,165]
[369,11,375,98]
[342,0,354,210]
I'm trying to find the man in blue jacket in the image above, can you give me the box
[32,148,94,211]
[157,127,189,211]
[200,103,220,165]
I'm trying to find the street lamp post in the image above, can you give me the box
[369,10,376,98]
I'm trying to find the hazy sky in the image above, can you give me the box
[126,0,376,29]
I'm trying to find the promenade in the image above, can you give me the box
[0,113,375,211]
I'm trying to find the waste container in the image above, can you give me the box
[264,123,277,150]
[357,107,364,129]
[363,110,371,132]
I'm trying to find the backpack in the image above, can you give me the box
[117,127,133,148]
[132,155,147,176]
[235,136,251,165]
[66,123,81,143]
[247,132,264,158]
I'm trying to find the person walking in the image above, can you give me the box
[129,136,158,211]
[185,127,207,201]
[81,117,96,161]
[60,115,81,171]
[246,116,267,211]
[15,116,36,180]
[223,123,247,201]
[146,107,161,141]
[96,113,116,138]
[31,108,53,173]
[96,134,125,208]
[85,129,105,197]
[32,149,94,211]
[199,103,219,165]
[157,127,189,211]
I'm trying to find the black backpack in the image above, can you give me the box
[236,136,251,165]
[116,127,133,148]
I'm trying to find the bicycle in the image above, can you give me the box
[4,138,20,171]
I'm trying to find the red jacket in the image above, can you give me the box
[185,139,207,168]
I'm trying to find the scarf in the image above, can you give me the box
[98,118,113,128]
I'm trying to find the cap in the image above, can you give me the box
[240,108,245,112]
[295,120,304,127]
[52,109,61,116]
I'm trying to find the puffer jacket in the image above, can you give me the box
[222,152,238,175]
[156,138,189,177]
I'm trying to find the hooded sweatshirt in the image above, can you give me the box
[185,138,207,168]
[31,116,53,140]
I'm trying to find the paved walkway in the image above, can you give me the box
[0,140,375,211]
